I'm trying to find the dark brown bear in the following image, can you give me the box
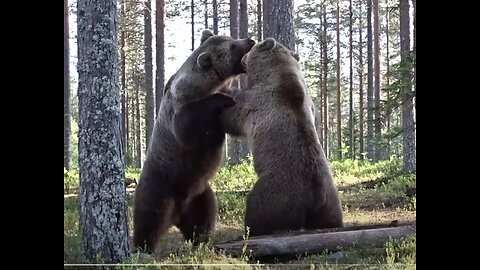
[133,30,255,253]
[220,38,343,236]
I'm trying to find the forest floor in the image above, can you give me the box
[64,159,416,269]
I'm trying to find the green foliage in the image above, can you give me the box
[331,157,403,184]
[211,161,257,192]
[217,192,246,225]
[385,236,416,265]
[65,159,415,266]
[125,167,141,181]
[64,168,79,194]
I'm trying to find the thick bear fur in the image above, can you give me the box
[220,38,344,236]
[133,30,255,253]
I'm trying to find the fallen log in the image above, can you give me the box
[214,222,416,258]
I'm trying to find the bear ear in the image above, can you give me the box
[200,29,214,44]
[197,52,212,69]
[291,51,300,61]
[257,38,276,51]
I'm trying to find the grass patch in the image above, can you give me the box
[64,158,416,267]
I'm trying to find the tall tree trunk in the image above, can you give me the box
[156,0,165,113]
[373,0,381,161]
[191,0,195,51]
[366,0,374,161]
[135,72,143,169]
[228,0,246,164]
[145,0,154,151]
[412,0,416,113]
[204,0,209,29]
[213,0,218,35]
[121,0,128,161]
[77,0,130,262]
[263,0,295,51]
[400,0,415,172]
[64,0,71,170]
[239,0,248,38]
[385,0,391,158]
[257,0,262,41]
[358,0,364,160]
[348,0,354,159]
[322,3,329,159]
[230,0,239,38]
[336,0,342,160]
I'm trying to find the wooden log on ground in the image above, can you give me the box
[214,222,416,258]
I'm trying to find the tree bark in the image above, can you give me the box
[366,0,374,161]
[385,0,391,158]
[156,0,165,113]
[120,0,128,161]
[64,0,71,170]
[213,0,218,35]
[77,0,130,262]
[257,0,262,41]
[373,0,381,161]
[358,0,364,160]
[144,0,154,151]
[349,0,354,159]
[322,4,329,159]
[400,0,415,172]
[239,0,248,38]
[336,0,342,159]
[263,0,295,51]
[215,223,416,258]
[230,0,239,38]
[191,0,195,50]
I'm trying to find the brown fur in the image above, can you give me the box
[133,30,255,253]
[220,38,343,236]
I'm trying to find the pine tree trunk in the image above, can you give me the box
[263,0,295,51]
[120,0,128,162]
[135,72,143,169]
[239,0,248,38]
[64,0,71,170]
[349,0,354,159]
[144,0,154,152]
[322,4,329,159]
[191,0,195,51]
[156,0,165,113]
[373,0,381,161]
[366,0,374,161]
[358,0,364,160]
[77,0,130,262]
[385,1,391,158]
[237,0,251,163]
[336,0,342,160]
[413,0,416,114]
[400,0,415,172]
[213,0,218,35]
[204,0,209,29]
[257,0,262,41]
[230,0,239,38]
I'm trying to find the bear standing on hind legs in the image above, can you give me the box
[133,30,255,253]
[220,38,344,237]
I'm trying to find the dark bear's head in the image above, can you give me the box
[195,30,256,80]
[241,38,300,83]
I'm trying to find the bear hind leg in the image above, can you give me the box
[176,186,217,246]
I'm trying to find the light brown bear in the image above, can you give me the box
[133,30,255,253]
[220,38,343,236]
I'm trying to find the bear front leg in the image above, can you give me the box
[176,185,217,246]
[133,196,175,254]
[173,93,235,147]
